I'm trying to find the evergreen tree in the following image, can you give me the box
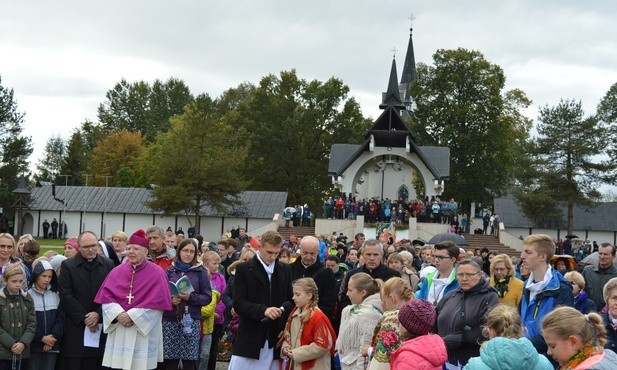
[516,99,615,233]
[0,76,33,224]
[35,136,66,183]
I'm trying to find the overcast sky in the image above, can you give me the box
[1,0,617,175]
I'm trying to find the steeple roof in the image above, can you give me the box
[400,28,416,85]
[380,58,405,110]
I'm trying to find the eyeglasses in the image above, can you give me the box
[432,254,452,261]
[80,244,99,249]
[457,272,481,279]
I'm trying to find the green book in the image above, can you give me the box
[170,275,194,296]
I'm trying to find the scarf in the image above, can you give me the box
[174,261,192,272]
[560,345,597,370]
[284,306,336,370]
[493,276,511,298]
[526,266,553,302]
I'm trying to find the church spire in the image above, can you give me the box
[399,16,416,112]
[380,56,404,110]
[400,26,416,85]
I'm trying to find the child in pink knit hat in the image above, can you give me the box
[390,299,447,370]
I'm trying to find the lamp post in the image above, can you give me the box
[12,175,30,237]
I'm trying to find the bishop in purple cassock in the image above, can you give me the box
[95,229,172,370]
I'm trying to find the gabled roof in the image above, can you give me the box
[27,186,287,219]
[328,142,449,180]
[494,196,617,231]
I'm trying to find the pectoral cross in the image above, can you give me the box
[126,292,134,304]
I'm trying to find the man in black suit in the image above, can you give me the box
[58,231,114,370]
[230,230,292,370]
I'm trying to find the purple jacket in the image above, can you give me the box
[211,272,226,325]
[163,263,211,321]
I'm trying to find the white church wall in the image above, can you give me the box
[341,147,439,201]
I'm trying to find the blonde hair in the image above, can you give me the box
[227,260,242,275]
[490,254,515,279]
[0,233,16,258]
[398,250,413,265]
[382,277,413,301]
[240,248,255,261]
[523,234,555,261]
[43,250,58,259]
[2,263,25,281]
[485,305,523,339]
[564,271,586,290]
[293,278,319,323]
[541,306,607,349]
[201,250,220,264]
[111,231,128,241]
[349,272,383,300]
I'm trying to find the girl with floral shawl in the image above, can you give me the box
[366,277,414,370]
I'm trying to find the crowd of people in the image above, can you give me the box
[3,227,617,370]
[322,196,466,225]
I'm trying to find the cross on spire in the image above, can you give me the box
[392,47,397,58]
[408,13,415,28]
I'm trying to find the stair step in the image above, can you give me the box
[462,233,520,258]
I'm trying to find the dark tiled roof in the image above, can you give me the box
[327,143,450,180]
[328,144,362,174]
[27,186,286,219]
[494,197,617,231]
[417,146,450,179]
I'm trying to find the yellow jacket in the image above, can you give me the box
[489,276,524,307]
[201,289,221,335]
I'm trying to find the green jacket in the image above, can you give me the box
[0,287,37,360]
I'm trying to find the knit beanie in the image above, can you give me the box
[398,299,436,336]
[127,229,149,249]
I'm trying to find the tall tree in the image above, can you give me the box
[408,48,532,210]
[516,99,614,234]
[35,136,66,183]
[143,94,249,232]
[97,77,193,141]
[59,129,88,186]
[87,130,146,187]
[0,76,33,222]
[597,81,617,170]
[227,70,372,209]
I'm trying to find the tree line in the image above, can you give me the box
[2,47,617,234]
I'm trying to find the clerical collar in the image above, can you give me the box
[132,259,147,269]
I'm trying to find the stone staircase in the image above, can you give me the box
[277,226,316,241]
[462,233,521,258]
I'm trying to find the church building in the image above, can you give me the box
[328,27,450,202]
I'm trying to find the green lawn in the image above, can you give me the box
[34,238,67,247]
[35,238,66,255]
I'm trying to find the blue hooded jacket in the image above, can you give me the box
[520,268,574,355]
[464,337,553,370]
